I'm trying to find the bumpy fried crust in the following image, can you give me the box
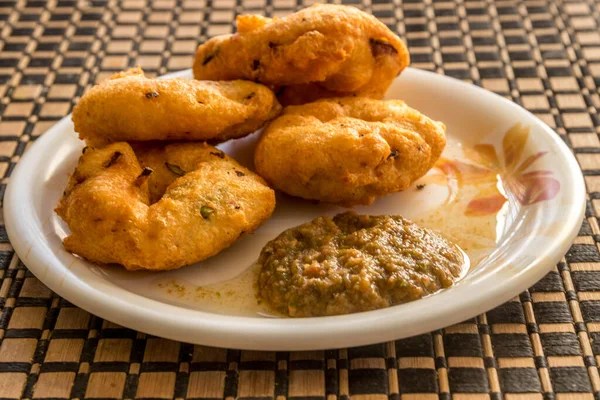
[56,142,276,271]
[254,97,446,206]
[193,4,409,105]
[72,67,282,147]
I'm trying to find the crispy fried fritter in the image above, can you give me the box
[130,143,240,205]
[254,97,446,206]
[72,67,282,147]
[193,4,409,105]
[275,82,388,107]
[56,142,276,271]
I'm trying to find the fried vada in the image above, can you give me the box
[254,97,446,206]
[56,142,276,271]
[72,67,282,146]
[192,4,409,105]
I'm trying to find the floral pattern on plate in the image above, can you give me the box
[429,123,561,217]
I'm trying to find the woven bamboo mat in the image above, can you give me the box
[0,0,599,398]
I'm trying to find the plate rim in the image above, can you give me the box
[4,67,586,350]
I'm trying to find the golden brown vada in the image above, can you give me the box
[72,67,282,147]
[192,4,409,105]
[254,97,446,206]
[56,142,276,271]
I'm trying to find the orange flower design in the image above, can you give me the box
[432,124,560,216]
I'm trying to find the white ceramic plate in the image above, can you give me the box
[4,68,585,350]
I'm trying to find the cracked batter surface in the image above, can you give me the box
[56,142,275,271]
[254,97,446,206]
[193,4,409,105]
[72,67,281,146]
